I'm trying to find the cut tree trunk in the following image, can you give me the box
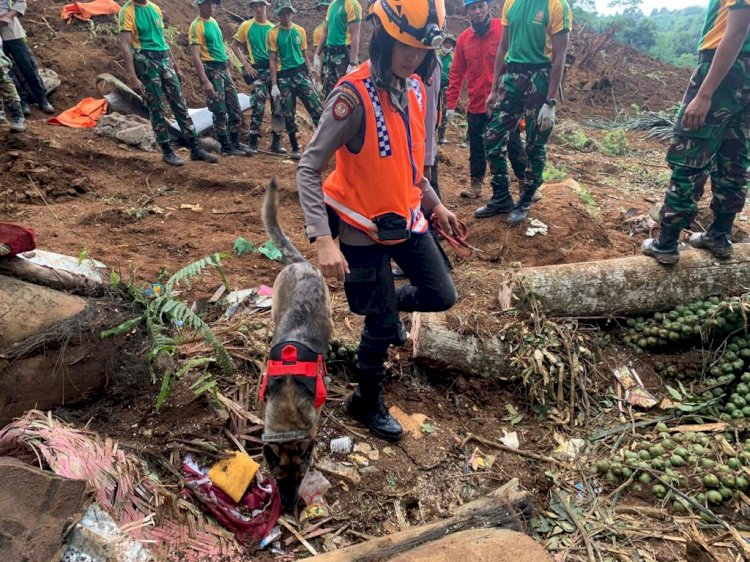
[0,256,106,296]
[509,245,750,318]
[0,275,122,424]
[410,312,509,378]
[307,479,534,562]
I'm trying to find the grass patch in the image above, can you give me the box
[543,162,568,183]
[573,184,599,217]
[602,130,629,156]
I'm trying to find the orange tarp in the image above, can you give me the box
[61,0,121,22]
[47,98,108,128]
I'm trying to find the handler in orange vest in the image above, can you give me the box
[297,0,457,443]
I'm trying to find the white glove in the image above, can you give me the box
[271,84,281,99]
[313,54,322,72]
[346,63,357,74]
[445,109,456,120]
[537,103,556,132]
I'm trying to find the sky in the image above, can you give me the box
[595,0,707,15]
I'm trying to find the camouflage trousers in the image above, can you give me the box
[133,51,197,145]
[485,66,552,192]
[660,55,750,232]
[204,62,243,139]
[321,45,349,100]
[0,50,20,105]
[248,66,271,135]
[278,65,322,135]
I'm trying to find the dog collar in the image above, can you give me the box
[260,343,328,409]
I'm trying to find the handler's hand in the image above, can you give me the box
[682,93,711,131]
[485,90,498,116]
[316,236,349,281]
[432,203,458,236]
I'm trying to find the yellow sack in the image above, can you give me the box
[207,451,260,503]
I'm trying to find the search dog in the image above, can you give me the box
[260,178,331,511]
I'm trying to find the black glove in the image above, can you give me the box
[242,69,253,85]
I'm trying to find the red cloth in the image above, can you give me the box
[48,98,108,128]
[61,0,121,22]
[0,223,36,256]
[446,18,503,114]
[182,456,281,545]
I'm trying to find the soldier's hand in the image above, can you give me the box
[682,94,711,131]
[203,81,216,97]
[271,84,281,100]
[346,64,357,74]
[313,54,322,72]
[485,90,498,117]
[129,76,145,96]
[241,68,254,85]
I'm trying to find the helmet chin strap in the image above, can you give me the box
[380,0,444,48]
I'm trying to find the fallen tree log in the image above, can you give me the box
[307,479,536,562]
[410,312,509,378]
[509,245,750,318]
[1,275,122,424]
[0,256,105,296]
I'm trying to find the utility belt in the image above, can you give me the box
[277,63,307,79]
[698,50,750,64]
[506,61,551,74]
[135,49,171,60]
[203,60,229,70]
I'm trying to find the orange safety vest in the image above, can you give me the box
[323,62,429,244]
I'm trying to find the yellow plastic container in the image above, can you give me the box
[207,451,260,503]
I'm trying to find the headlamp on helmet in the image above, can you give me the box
[375,0,446,49]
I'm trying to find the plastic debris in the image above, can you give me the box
[330,436,353,454]
[207,451,260,503]
[613,365,657,409]
[222,287,273,319]
[298,470,332,526]
[259,526,281,549]
[258,239,283,262]
[552,436,586,461]
[233,237,257,256]
[468,447,497,471]
[499,430,520,450]
[524,219,549,237]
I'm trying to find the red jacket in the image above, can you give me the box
[446,18,502,115]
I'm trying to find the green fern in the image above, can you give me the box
[156,356,215,411]
[165,252,231,293]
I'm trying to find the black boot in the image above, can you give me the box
[642,224,680,265]
[160,142,184,167]
[230,132,254,156]
[6,101,26,133]
[37,96,55,114]
[507,186,538,225]
[246,133,259,154]
[20,100,31,116]
[219,134,246,156]
[289,132,301,160]
[474,180,515,219]
[689,212,735,259]
[348,380,403,442]
[188,139,218,163]
[270,132,287,154]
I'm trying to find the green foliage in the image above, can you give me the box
[102,253,235,411]
[602,130,629,156]
[543,162,568,183]
[573,184,599,217]
[163,26,180,46]
[233,237,257,256]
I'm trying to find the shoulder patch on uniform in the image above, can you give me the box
[332,85,360,120]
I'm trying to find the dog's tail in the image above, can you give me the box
[263,178,306,264]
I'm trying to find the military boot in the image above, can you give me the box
[474,181,515,219]
[38,96,55,114]
[20,100,31,116]
[246,133,259,154]
[460,177,483,199]
[160,143,184,167]
[507,186,539,225]
[689,212,735,259]
[270,132,287,154]
[438,128,447,145]
[348,380,403,442]
[6,102,26,133]
[188,139,218,163]
[289,132,301,160]
[219,134,246,156]
[642,224,681,265]
[229,132,254,156]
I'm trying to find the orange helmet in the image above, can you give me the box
[371,0,446,49]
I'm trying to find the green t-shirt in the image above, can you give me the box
[189,16,228,63]
[235,19,274,65]
[119,0,169,52]
[502,0,572,65]
[325,0,361,47]
[438,50,453,88]
[698,0,750,54]
[268,24,307,71]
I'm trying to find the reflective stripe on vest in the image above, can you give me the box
[362,78,392,158]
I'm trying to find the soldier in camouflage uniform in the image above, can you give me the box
[190,0,252,156]
[314,0,362,98]
[643,1,750,264]
[0,43,25,132]
[269,0,322,159]
[118,0,216,166]
[478,0,572,224]
[231,0,276,153]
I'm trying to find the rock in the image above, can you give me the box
[315,458,361,485]
[95,113,158,152]
[0,457,89,562]
[389,528,553,562]
[115,125,153,148]
[61,503,153,562]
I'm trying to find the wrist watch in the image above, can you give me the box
[545,98,557,107]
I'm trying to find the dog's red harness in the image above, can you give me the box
[260,344,328,409]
